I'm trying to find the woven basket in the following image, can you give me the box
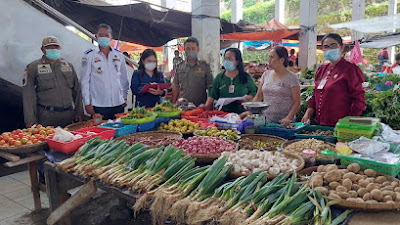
[193,130,241,142]
[282,139,338,165]
[0,142,48,154]
[114,131,183,148]
[229,151,305,179]
[189,153,221,164]
[239,134,287,151]
[65,120,107,131]
[184,140,239,164]
[301,167,400,211]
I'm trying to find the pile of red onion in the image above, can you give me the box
[173,136,236,155]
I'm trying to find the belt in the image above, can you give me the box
[38,104,72,112]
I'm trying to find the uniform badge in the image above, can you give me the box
[94,57,101,63]
[22,69,28,87]
[333,74,338,79]
[195,68,204,74]
[82,57,87,67]
[37,64,52,74]
[97,67,102,74]
[61,65,72,72]
[113,55,120,61]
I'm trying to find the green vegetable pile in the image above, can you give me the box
[55,137,351,225]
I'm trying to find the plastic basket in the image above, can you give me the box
[154,110,181,118]
[338,153,400,177]
[74,127,115,140]
[46,132,94,154]
[260,122,308,140]
[155,116,180,127]
[120,114,157,125]
[137,121,156,132]
[98,122,137,137]
[294,125,337,143]
[334,117,380,142]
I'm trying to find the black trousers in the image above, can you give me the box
[93,105,124,120]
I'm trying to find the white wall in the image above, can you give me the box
[0,0,94,86]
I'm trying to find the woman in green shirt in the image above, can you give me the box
[205,48,258,114]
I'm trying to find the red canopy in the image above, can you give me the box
[220,19,300,42]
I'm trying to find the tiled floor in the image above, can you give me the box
[0,170,49,223]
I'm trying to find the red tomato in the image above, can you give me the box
[32,139,38,143]
[14,141,21,146]
[18,133,25,138]
[0,140,5,145]
[12,135,19,140]
[9,140,16,145]
[26,140,33,145]
[11,130,17,135]
[3,136,9,142]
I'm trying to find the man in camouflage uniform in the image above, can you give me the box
[22,36,83,128]
[172,37,213,106]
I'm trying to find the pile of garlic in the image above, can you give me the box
[221,150,302,175]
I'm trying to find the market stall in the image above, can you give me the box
[1,89,400,225]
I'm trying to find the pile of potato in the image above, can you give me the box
[310,163,400,204]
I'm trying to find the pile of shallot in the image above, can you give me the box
[221,150,302,175]
[172,136,236,155]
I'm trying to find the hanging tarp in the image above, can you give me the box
[41,0,242,47]
[330,14,400,33]
[360,32,400,49]
[220,19,300,41]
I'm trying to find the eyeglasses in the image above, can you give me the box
[322,43,339,50]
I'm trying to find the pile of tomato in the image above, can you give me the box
[0,125,55,147]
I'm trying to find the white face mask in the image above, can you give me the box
[145,62,156,71]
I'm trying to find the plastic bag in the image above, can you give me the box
[380,123,400,144]
[349,136,390,156]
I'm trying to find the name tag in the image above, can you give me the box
[37,64,52,74]
[229,85,235,93]
[61,65,72,72]
[317,78,328,90]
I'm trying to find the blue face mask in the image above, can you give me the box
[323,48,341,62]
[45,49,60,60]
[186,52,198,60]
[223,60,236,72]
[97,37,111,48]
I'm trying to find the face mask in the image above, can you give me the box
[145,62,157,71]
[186,52,198,60]
[323,48,341,62]
[223,60,236,72]
[97,37,111,48]
[45,49,60,60]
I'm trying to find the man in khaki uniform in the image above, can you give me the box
[22,36,83,128]
[172,37,213,106]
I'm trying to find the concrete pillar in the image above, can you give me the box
[192,0,221,76]
[388,0,398,64]
[231,0,243,50]
[231,0,243,23]
[351,0,365,41]
[275,0,285,24]
[161,0,177,73]
[298,0,318,69]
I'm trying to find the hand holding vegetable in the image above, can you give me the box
[280,117,292,126]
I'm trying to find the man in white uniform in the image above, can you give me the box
[80,24,129,120]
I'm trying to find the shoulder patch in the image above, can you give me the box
[84,49,94,54]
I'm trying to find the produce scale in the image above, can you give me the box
[242,102,269,128]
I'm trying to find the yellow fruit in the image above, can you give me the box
[194,124,200,129]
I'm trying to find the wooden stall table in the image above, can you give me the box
[44,161,143,225]
[0,149,46,212]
